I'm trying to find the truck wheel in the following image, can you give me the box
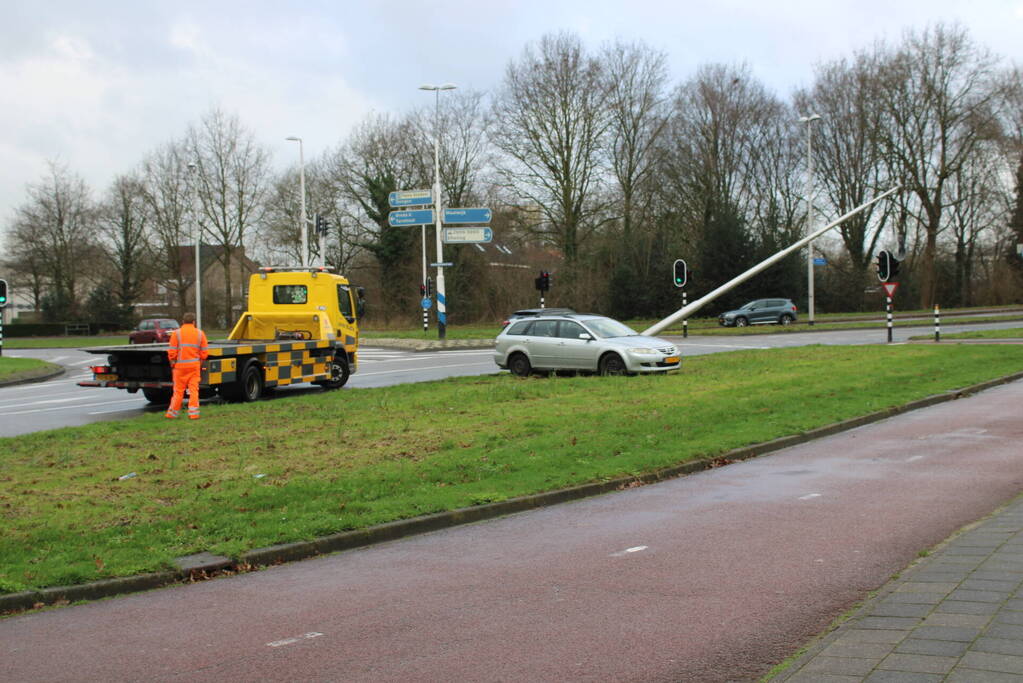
[318,356,350,390]
[142,387,172,405]
[221,360,263,402]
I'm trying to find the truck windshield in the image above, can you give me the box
[273,285,308,304]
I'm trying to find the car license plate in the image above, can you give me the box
[664,356,679,364]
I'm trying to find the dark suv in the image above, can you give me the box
[718,299,798,327]
[502,307,576,327]
[129,318,180,344]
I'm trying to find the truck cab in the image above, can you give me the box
[228,267,363,344]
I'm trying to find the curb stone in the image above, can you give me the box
[363,338,494,352]
[3,370,1023,615]
[0,364,65,388]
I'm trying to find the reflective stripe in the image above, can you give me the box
[173,358,201,364]
[178,342,202,348]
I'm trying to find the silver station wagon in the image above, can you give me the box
[494,313,681,376]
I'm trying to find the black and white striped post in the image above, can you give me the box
[682,291,688,338]
[934,304,940,342]
[886,295,893,343]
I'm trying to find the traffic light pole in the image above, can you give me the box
[643,186,901,337]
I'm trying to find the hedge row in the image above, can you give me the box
[2,322,125,337]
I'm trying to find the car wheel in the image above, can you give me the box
[508,353,532,377]
[779,314,794,325]
[735,317,748,327]
[599,353,627,376]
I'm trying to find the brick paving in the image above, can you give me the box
[778,498,1023,681]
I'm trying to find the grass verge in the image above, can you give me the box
[0,357,59,383]
[2,344,1022,594]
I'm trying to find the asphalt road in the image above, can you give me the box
[2,318,1020,438]
[2,373,1021,681]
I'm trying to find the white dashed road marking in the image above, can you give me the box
[267,632,324,648]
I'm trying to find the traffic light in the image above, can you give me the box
[672,259,687,288]
[420,283,427,296]
[0,278,7,307]
[426,277,433,297]
[889,257,901,281]
[876,250,893,282]
[315,215,328,236]
[534,271,550,292]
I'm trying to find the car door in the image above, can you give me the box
[750,301,771,324]
[555,321,597,370]
[138,320,155,343]
[525,319,561,369]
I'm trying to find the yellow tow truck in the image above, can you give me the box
[79,267,364,403]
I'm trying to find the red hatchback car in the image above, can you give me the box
[129,318,180,344]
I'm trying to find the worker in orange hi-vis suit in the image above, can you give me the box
[165,312,209,420]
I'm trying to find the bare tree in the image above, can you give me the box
[795,52,895,308]
[491,31,612,288]
[411,89,491,209]
[188,109,271,322]
[141,140,194,315]
[320,113,427,320]
[874,24,1003,307]
[96,173,152,321]
[11,161,97,319]
[659,63,792,307]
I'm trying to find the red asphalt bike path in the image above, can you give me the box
[2,380,1023,681]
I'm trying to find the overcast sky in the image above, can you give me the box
[2,0,1021,243]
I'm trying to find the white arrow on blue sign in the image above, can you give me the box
[389,189,433,208]
[443,227,493,244]
[442,207,491,224]
[388,209,435,227]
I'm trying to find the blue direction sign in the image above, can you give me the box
[388,209,435,227]
[813,257,827,266]
[421,297,433,310]
[442,207,491,224]
[389,189,433,208]
[443,227,493,244]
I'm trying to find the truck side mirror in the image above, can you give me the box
[356,287,366,318]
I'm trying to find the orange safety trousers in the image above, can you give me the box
[166,324,208,419]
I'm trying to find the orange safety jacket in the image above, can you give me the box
[168,324,209,369]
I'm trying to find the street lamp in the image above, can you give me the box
[800,114,821,326]
[187,161,202,330]
[419,83,457,340]
[285,136,307,268]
